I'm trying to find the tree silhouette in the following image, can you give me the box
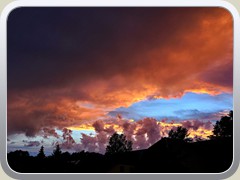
[8,150,29,158]
[106,133,132,155]
[52,144,62,158]
[210,110,233,139]
[37,146,45,159]
[168,126,189,140]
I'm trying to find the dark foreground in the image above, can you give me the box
[7,137,232,173]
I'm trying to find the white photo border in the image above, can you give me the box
[0,0,239,179]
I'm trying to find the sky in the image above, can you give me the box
[7,7,233,155]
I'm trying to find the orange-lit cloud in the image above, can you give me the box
[7,7,232,140]
[68,118,213,140]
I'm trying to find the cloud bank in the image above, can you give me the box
[7,8,232,153]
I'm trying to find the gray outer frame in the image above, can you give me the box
[0,0,239,179]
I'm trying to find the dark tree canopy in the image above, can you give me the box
[106,133,132,155]
[8,150,29,158]
[211,110,233,139]
[168,126,189,140]
[52,144,62,157]
[37,146,45,159]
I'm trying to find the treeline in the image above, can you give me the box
[7,111,233,173]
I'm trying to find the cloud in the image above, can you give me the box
[42,127,60,139]
[173,109,221,121]
[8,115,215,154]
[8,8,232,94]
[74,120,117,153]
[23,140,41,147]
[69,117,213,153]
[108,109,143,120]
[135,118,161,145]
[7,7,232,139]
[92,120,115,134]
[61,128,76,149]
[181,120,213,131]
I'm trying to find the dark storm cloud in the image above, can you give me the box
[8,7,231,90]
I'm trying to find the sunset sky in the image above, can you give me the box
[7,7,233,155]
